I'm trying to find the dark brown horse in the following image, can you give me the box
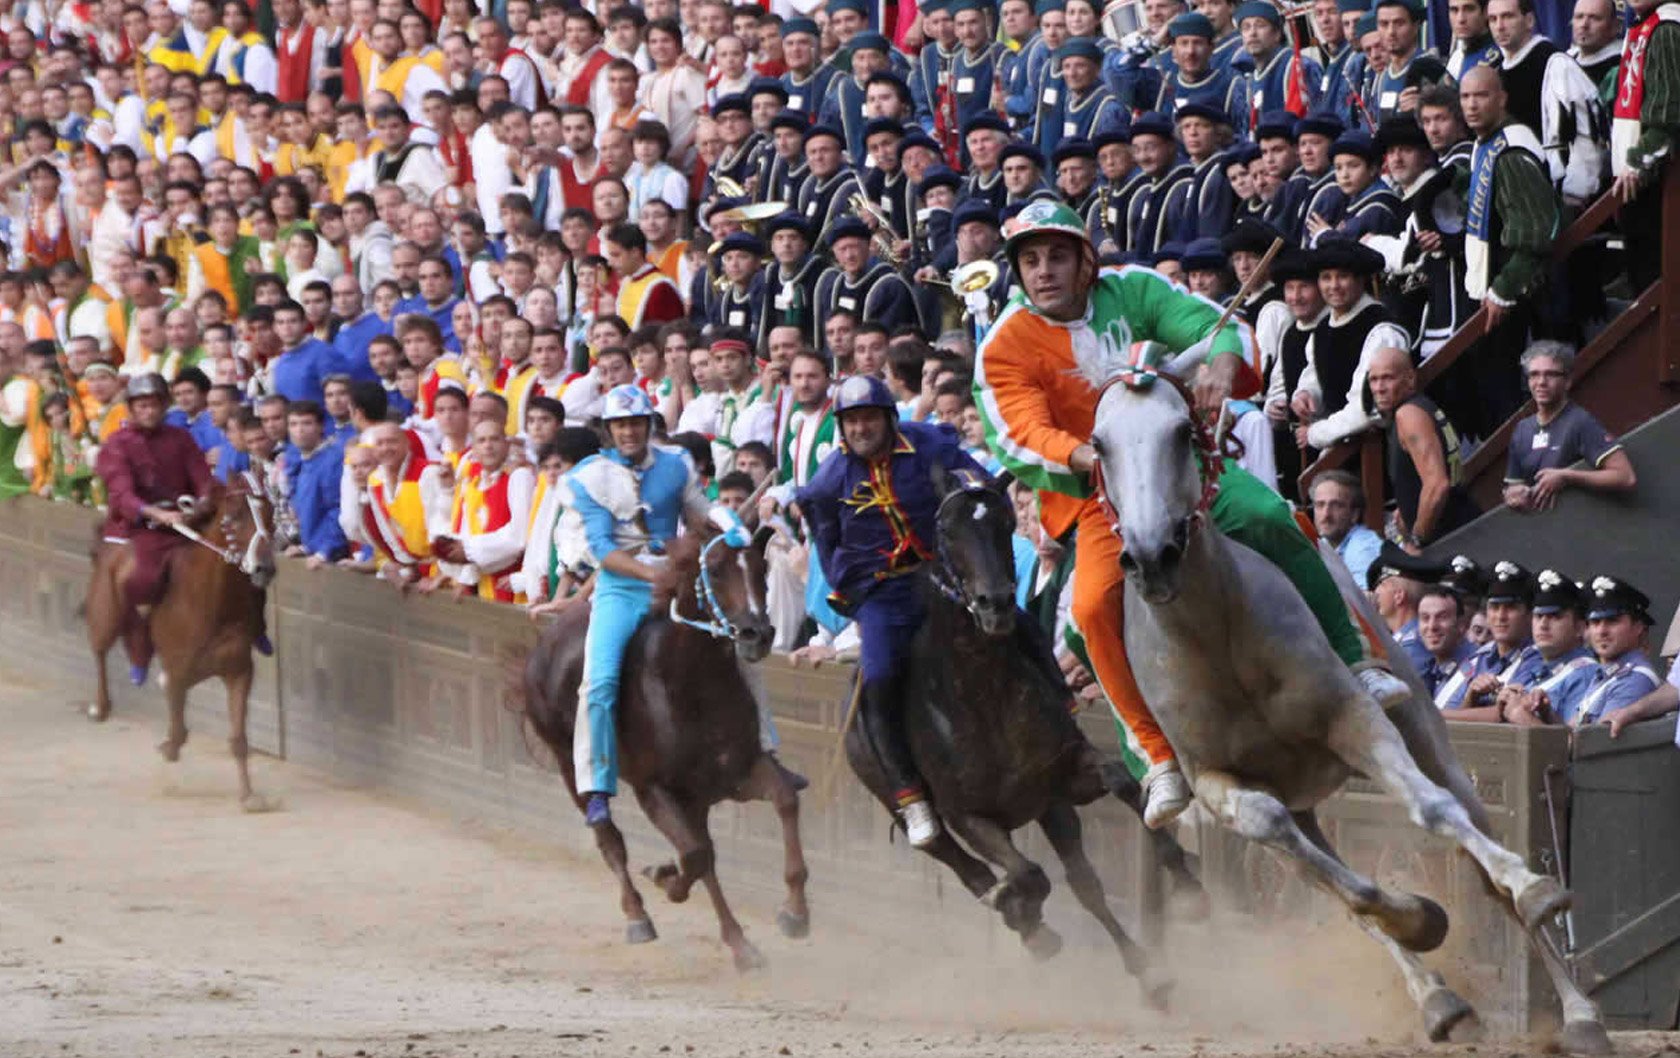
[84,472,278,810]
[845,468,1198,1007]
[522,526,810,971]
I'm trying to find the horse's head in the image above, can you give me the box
[667,510,775,662]
[216,472,278,589]
[1086,344,1216,605]
[930,463,1018,638]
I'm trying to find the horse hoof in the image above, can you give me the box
[732,941,768,973]
[1421,987,1477,1043]
[776,909,810,940]
[1516,876,1573,931]
[1022,924,1063,962]
[240,793,278,814]
[625,918,658,945]
[642,863,689,903]
[157,740,181,763]
[86,702,110,722]
[1140,967,1175,1012]
[1399,895,1450,953]
[1558,1019,1613,1056]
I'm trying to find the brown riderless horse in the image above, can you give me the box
[83,472,279,811]
[522,526,810,971]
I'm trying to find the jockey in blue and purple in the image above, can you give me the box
[799,375,1007,849]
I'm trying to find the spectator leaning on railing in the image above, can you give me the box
[1503,341,1637,512]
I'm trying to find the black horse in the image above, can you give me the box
[844,467,1200,1006]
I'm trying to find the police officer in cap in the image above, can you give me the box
[960,112,1011,211]
[1543,576,1663,727]
[1439,560,1542,716]
[1497,569,1597,725]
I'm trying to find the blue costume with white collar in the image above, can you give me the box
[569,437,709,798]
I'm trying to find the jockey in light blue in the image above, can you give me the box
[569,385,712,827]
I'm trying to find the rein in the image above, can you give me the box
[169,472,272,579]
[1089,368,1237,536]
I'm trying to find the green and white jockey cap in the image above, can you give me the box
[1002,200,1093,266]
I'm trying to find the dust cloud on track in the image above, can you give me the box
[0,669,1658,1058]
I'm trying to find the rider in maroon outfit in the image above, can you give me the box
[94,373,214,685]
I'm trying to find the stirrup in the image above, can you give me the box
[1142,761,1191,830]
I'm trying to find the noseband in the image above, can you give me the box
[1089,367,1237,538]
[929,482,1016,620]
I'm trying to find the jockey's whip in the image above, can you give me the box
[1209,236,1286,337]
[814,671,865,809]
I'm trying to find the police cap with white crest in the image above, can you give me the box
[1586,575,1654,624]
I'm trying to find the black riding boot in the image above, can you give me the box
[858,675,924,806]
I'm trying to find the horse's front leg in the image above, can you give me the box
[1324,702,1571,930]
[1038,801,1172,1009]
[942,813,1059,959]
[740,754,810,939]
[1192,768,1448,954]
[222,664,273,812]
[635,781,711,903]
[158,673,189,763]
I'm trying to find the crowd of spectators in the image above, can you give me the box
[0,0,1674,734]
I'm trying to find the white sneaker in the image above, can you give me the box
[901,800,942,848]
[1142,761,1191,830]
[1358,667,1412,710]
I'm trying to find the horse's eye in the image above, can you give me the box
[1175,422,1194,448]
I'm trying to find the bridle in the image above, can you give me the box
[169,470,273,580]
[929,480,1016,620]
[666,528,767,642]
[1088,366,1239,538]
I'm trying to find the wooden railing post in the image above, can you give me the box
[1360,433,1384,530]
[1660,161,1680,385]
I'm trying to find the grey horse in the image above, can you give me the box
[1082,348,1610,1055]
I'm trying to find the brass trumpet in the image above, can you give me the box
[926,259,1002,293]
[848,193,904,267]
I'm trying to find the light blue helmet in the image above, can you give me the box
[833,374,896,417]
[601,384,655,421]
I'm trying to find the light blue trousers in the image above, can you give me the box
[573,571,652,796]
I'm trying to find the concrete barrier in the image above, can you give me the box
[0,496,1576,1032]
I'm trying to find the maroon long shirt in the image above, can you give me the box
[96,422,214,540]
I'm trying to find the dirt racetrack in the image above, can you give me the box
[0,668,1668,1058]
